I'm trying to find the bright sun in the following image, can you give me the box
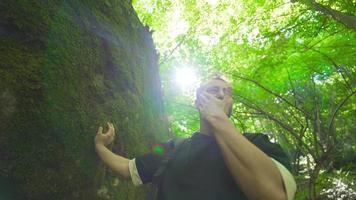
[173,67,200,91]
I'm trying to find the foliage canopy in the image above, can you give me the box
[133,0,355,199]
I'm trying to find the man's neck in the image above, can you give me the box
[199,117,214,136]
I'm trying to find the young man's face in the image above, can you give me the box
[196,78,234,117]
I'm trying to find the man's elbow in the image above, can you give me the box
[123,169,131,180]
[260,188,287,200]
[112,161,131,180]
[121,162,131,180]
[122,173,131,180]
[273,189,287,200]
[253,182,287,200]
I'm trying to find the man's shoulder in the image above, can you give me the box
[243,133,292,171]
[171,137,189,148]
[243,132,276,147]
[243,132,267,140]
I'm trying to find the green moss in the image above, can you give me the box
[1,0,167,199]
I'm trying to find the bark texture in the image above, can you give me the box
[295,0,356,29]
[0,1,168,199]
[310,0,356,30]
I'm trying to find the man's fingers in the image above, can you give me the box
[199,105,203,111]
[106,122,116,137]
[200,94,208,104]
[203,92,212,99]
[197,103,204,111]
[111,123,115,135]
[111,123,115,131]
[110,123,115,136]
[106,122,111,132]
[97,127,103,135]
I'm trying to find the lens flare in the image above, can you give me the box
[173,67,199,91]
[153,145,165,155]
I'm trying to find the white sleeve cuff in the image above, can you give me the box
[271,158,297,200]
[129,158,143,186]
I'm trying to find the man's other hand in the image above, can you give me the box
[95,122,115,147]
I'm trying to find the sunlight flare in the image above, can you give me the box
[173,67,200,92]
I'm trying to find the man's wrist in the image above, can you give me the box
[95,142,106,150]
[208,113,229,126]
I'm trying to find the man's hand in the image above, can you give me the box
[95,122,115,147]
[94,122,131,179]
[197,92,227,122]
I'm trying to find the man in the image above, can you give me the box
[95,75,297,200]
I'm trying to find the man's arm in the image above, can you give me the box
[95,144,131,179]
[94,122,131,180]
[198,94,287,200]
[211,116,286,200]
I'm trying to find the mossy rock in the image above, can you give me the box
[0,1,169,199]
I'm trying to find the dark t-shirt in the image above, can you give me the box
[135,132,291,200]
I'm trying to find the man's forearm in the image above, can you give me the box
[95,144,130,179]
[209,116,286,200]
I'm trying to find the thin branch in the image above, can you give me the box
[300,117,309,138]
[287,69,298,107]
[159,15,205,65]
[230,112,247,133]
[307,47,354,93]
[234,75,311,118]
[310,77,324,155]
[235,93,315,158]
[159,39,185,65]
[260,11,308,40]
[302,30,343,52]
[234,111,263,115]
[327,90,356,133]
[286,70,308,128]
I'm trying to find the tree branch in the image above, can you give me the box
[286,69,307,127]
[234,75,311,118]
[159,38,185,65]
[307,47,354,93]
[302,30,343,52]
[327,90,356,133]
[235,93,316,158]
[310,77,323,157]
[300,0,356,29]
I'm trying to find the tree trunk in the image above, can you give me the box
[311,1,356,30]
[299,0,356,30]
[308,164,321,200]
[0,1,168,199]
